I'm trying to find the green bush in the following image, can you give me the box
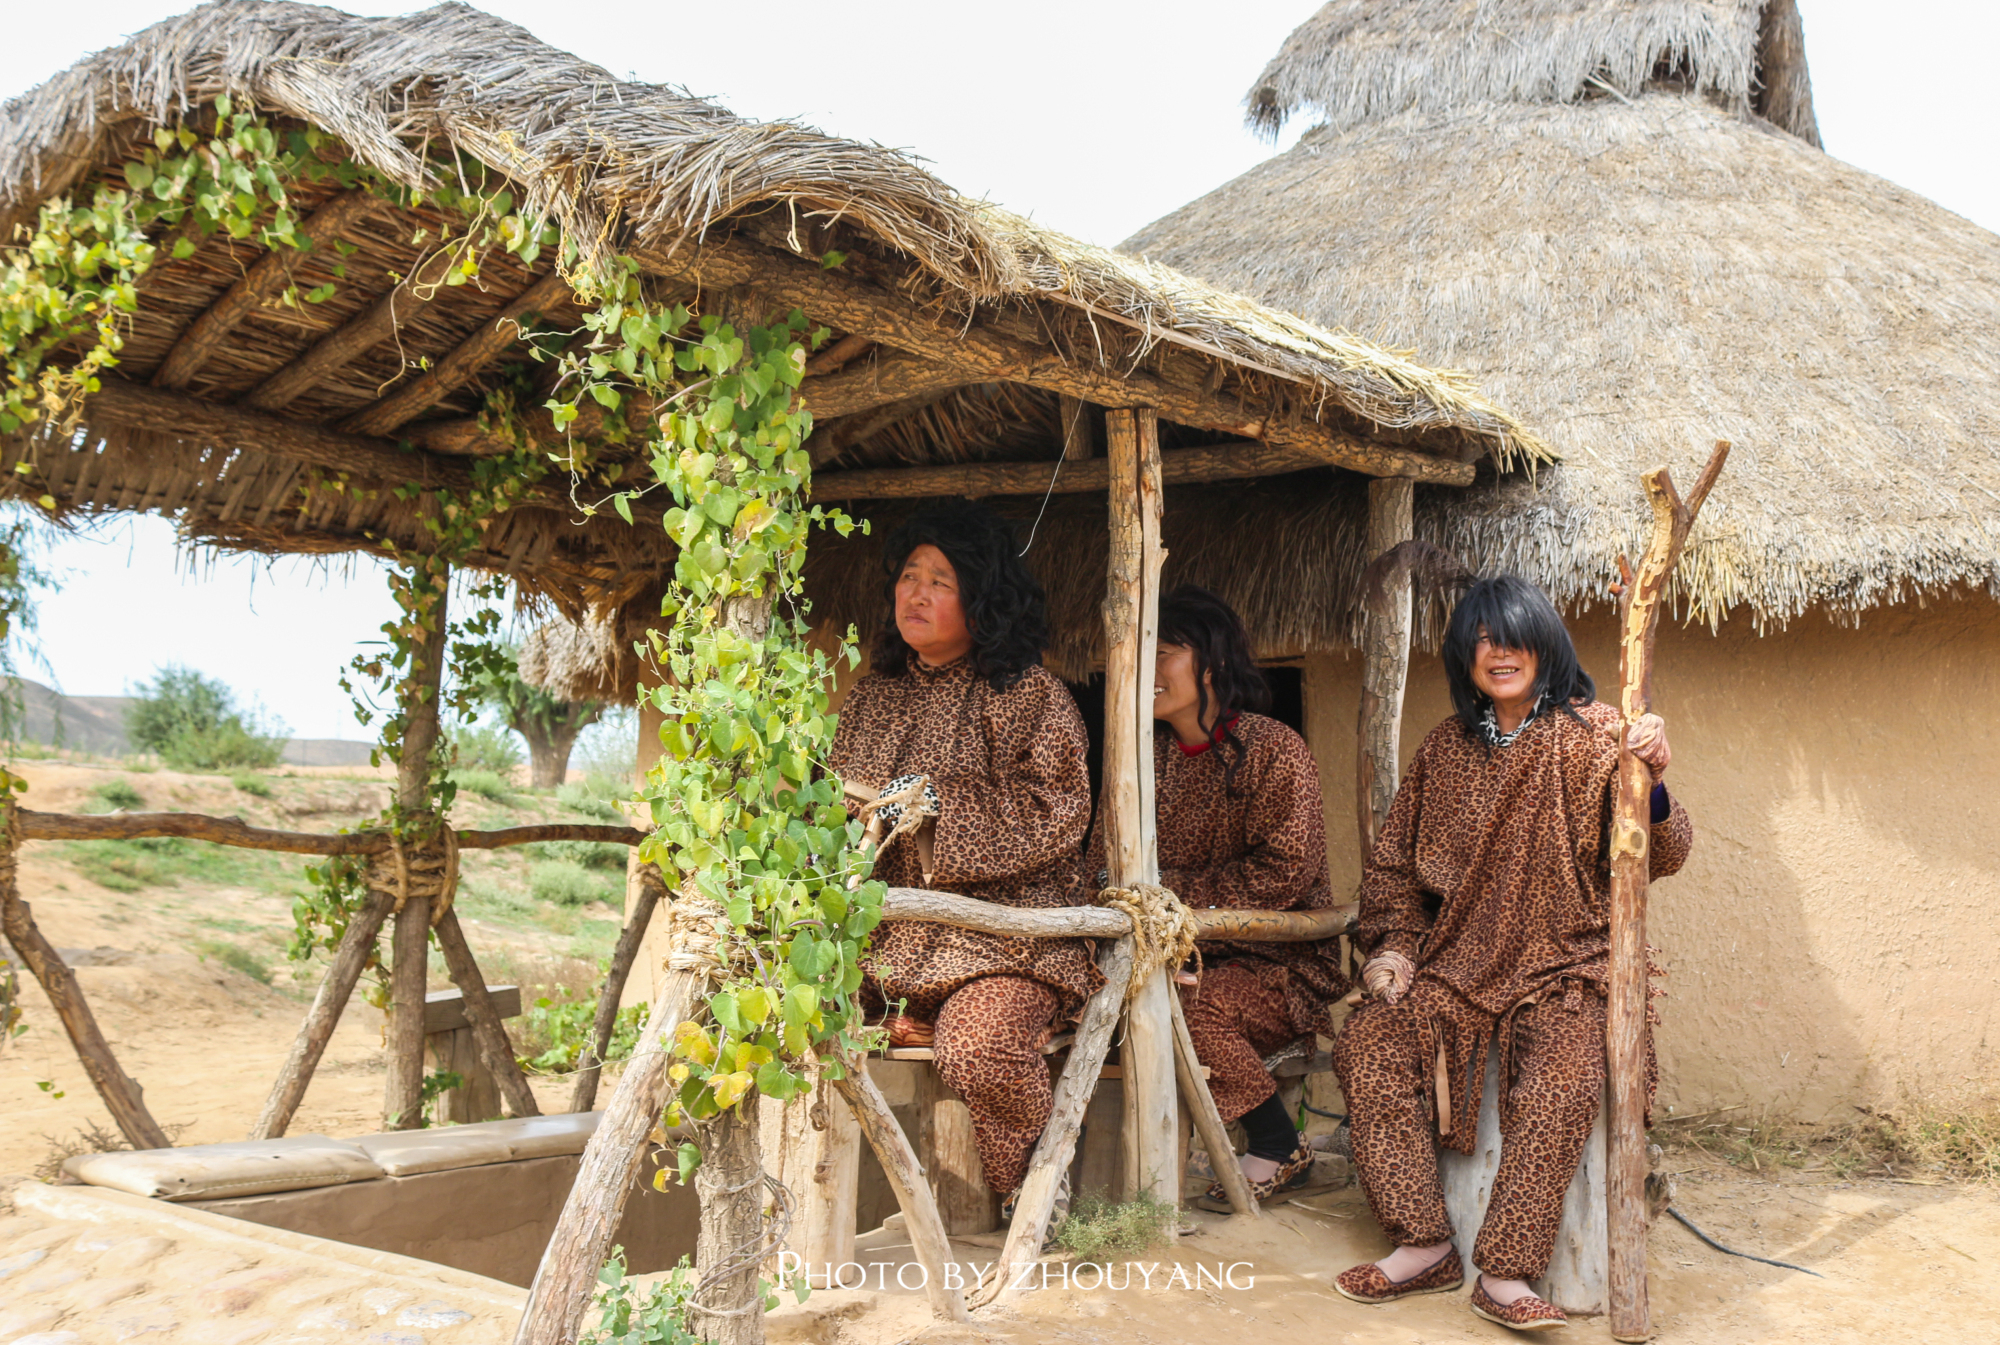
[84,778,144,813]
[124,666,286,771]
[555,774,626,822]
[194,938,272,984]
[1050,1191,1178,1264]
[448,768,515,802]
[516,988,646,1074]
[454,721,524,774]
[528,859,616,907]
[232,773,274,798]
[526,839,628,871]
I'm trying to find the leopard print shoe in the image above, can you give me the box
[1469,1278,1567,1331]
[1208,1140,1315,1206]
[1332,1245,1463,1303]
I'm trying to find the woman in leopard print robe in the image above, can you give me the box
[1333,575,1692,1329]
[830,502,1099,1200]
[1087,587,1346,1192]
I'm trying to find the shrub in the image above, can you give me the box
[232,773,274,798]
[527,839,628,871]
[454,721,524,774]
[448,768,514,802]
[516,987,646,1074]
[529,859,617,907]
[1050,1191,1178,1264]
[194,938,272,984]
[84,778,144,813]
[125,666,286,771]
[555,774,626,822]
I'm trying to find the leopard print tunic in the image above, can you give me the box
[829,656,1104,1017]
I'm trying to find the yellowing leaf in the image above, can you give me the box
[710,1070,754,1109]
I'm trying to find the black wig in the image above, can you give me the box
[1441,574,1595,735]
[1157,585,1271,795]
[871,501,1050,692]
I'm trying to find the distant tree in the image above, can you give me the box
[125,666,286,770]
[470,643,603,789]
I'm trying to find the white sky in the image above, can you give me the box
[6,0,1995,740]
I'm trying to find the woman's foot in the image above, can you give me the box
[1470,1276,1566,1331]
[1332,1242,1462,1303]
[1207,1140,1315,1205]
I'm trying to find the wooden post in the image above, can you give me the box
[571,861,663,1113]
[1607,443,1728,1343]
[1355,476,1414,855]
[433,909,541,1119]
[915,1062,996,1233]
[252,887,395,1139]
[422,984,523,1124]
[1058,394,1095,461]
[980,936,1135,1305]
[1103,408,1177,1211]
[758,1089,859,1285]
[693,1103,767,1345]
[0,802,171,1150]
[381,561,450,1132]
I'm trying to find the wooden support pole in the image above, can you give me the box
[1169,994,1257,1217]
[251,886,395,1140]
[0,802,171,1150]
[433,908,541,1119]
[693,1102,767,1345]
[570,861,663,1113]
[757,1088,859,1285]
[1356,477,1415,855]
[381,561,450,1132]
[1103,407,1178,1212]
[829,1054,974,1323]
[1058,395,1095,460]
[979,936,1135,1305]
[516,965,708,1345]
[1606,443,1729,1343]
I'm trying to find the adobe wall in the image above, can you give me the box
[1302,593,2000,1120]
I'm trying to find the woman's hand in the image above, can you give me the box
[1362,951,1415,1006]
[1627,713,1672,779]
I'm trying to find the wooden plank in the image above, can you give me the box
[1356,478,1415,855]
[151,189,382,389]
[813,439,1335,499]
[915,1062,996,1234]
[343,269,573,436]
[1606,443,1729,1342]
[426,1024,501,1125]
[422,984,524,1034]
[0,807,171,1150]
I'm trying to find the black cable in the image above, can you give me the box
[1666,1206,1823,1278]
[1300,1102,1345,1120]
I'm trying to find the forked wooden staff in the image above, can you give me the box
[1607,440,1729,1342]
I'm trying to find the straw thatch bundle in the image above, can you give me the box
[1125,0,2000,629]
[0,0,1546,634]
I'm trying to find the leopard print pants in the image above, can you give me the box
[866,972,1059,1197]
[1178,960,1302,1122]
[1335,980,1610,1280]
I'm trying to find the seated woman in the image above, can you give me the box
[1088,586,1347,1203]
[828,501,1099,1223]
[1332,575,1692,1332]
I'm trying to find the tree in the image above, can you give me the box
[125,666,286,770]
[470,642,603,788]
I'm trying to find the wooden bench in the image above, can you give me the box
[423,985,522,1125]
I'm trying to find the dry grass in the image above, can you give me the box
[1657,1104,2000,1184]
[35,1118,192,1180]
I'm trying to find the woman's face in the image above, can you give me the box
[894,544,974,666]
[1153,642,1206,725]
[1470,627,1540,709]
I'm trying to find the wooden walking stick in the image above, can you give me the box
[1606,441,1728,1342]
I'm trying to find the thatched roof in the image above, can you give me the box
[0,0,1547,636]
[1123,1,2000,629]
[1247,0,1819,146]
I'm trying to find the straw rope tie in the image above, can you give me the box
[368,828,460,925]
[1097,882,1199,1001]
[662,891,754,982]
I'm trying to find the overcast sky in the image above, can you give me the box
[6,0,1995,740]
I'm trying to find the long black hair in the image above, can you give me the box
[1158,585,1271,795]
[1441,574,1595,735]
[870,501,1049,692]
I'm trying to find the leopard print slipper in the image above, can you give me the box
[1207,1140,1315,1206]
[1332,1245,1463,1303]
[1469,1278,1568,1331]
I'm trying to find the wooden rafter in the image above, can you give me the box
[808,386,965,468]
[151,189,383,389]
[240,250,455,411]
[342,270,572,436]
[801,350,967,420]
[803,332,874,375]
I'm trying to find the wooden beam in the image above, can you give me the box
[812,438,1344,499]
[1357,478,1415,854]
[152,189,382,389]
[801,350,969,421]
[1059,395,1095,461]
[803,332,874,376]
[1606,443,1729,1343]
[240,251,453,411]
[807,386,963,468]
[342,270,572,437]
[649,239,1474,483]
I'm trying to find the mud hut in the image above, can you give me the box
[1120,0,2000,1122]
[0,2,1555,1337]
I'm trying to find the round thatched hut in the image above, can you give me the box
[1122,1,2000,1121]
